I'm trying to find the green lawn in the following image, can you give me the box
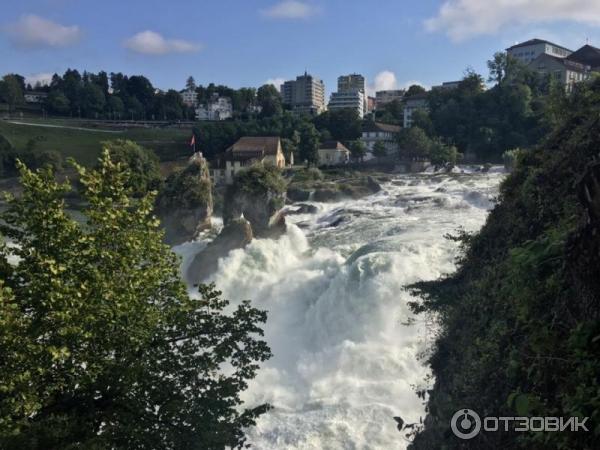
[0,120,194,166]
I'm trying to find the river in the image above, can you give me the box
[175,167,505,450]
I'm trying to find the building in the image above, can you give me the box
[403,93,428,128]
[281,72,326,115]
[361,122,401,157]
[567,44,600,72]
[506,38,572,65]
[328,90,365,118]
[180,88,198,107]
[195,94,233,121]
[338,74,366,93]
[375,90,405,107]
[367,96,376,113]
[24,91,48,104]
[211,137,286,185]
[528,54,590,92]
[317,141,350,166]
[432,81,461,90]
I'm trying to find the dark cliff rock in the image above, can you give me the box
[156,154,213,246]
[187,218,253,283]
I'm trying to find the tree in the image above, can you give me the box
[406,84,426,97]
[429,139,460,167]
[256,84,282,118]
[349,140,367,162]
[0,75,25,112]
[0,152,271,449]
[45,90,70,115]
[313,109,362,141]
[185,76,196,91]
[397,126,431,159]
[100,140,162,196]
[107,95,125,118]
[298,123,320,167]
[81,83,106,117]
[372,140,388,158]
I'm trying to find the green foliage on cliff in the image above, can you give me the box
[0,152,271,449]
[100,139,162,196]
[409,77,600,449]
[157,160,212,210]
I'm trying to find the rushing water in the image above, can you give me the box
[175,167,505,450]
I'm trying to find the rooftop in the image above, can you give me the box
[227,136,281,156]
[319,141,350,151]
[506,38,573,53]
[362,121,402,133]
[567,44,600,68]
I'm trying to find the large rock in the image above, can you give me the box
[366,176,382,193]
[156,154,213,246]
[223,165,287,238]
[187,218,253,283]
[287,187,311,202]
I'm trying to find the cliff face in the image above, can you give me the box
[156,153,213,246]
[222,164,287,238]
[408,80,600,450]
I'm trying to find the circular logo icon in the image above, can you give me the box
[451,409,481,439]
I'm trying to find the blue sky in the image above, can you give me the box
[2,0,600,95]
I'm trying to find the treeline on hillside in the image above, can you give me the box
[408,75,600,449]
[0,71,282,121]
[410,54,565,161]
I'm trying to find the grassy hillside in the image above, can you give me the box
[0,120,193,166]
[409,78,600,449]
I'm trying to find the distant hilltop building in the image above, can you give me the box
[432,81,461,90]
[509,38,600,93]
[375,89,405,107]
[180,88,198,107]
[195,93,233,121]
[403,93,428,128]
[281,72,326,115]
[328,73,367,118]
[24,91,48,104]
[506,38,573,65]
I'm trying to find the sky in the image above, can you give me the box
[2,0,600,96]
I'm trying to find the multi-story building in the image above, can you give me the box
[367,96,376,113]
[375,89,405,107]
[337,74,366,93]
[180,88,198,107]
[328,90,365,118]
[432,81,461,90]
[211,137,286,185]
[361,121,401,157]
[506,38,572,65]
[281,72,326,115]
[528,54,590,93]
[403,93,428,128]
[24,91,48,104]
[328,73,367,117]
[567,44,600,72]
[195,94,233,121]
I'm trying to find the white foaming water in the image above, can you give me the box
[175,168,504,450]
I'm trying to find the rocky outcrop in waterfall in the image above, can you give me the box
[156,153,213,246]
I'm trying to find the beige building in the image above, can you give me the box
[507,38,572,65]
[361,122,401,156]
[375,89,405,107]
[281,72,326,115]
[317,141,350,166]
[211,137,286,185]
[528,53,590,92]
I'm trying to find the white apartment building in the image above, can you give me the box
[361,122,401,157]
[328,90,365,118]
[281,72,326,115]
[180,88,199,107]
[195,95,233,121]
[506,38,572,65]
[403,94,428,128]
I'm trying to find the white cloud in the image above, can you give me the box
[26,73,53,87]
[265,77,286,90]
[367,71,428,96]
[124,30,202,55]
[261,1,318,19]
[4,14,81,49]
[426,0,600,42]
